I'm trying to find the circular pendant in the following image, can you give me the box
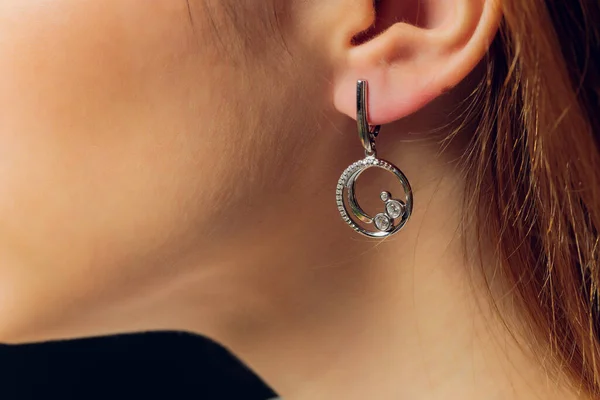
[336,156,413,238]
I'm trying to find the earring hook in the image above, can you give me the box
[356,80,381,157]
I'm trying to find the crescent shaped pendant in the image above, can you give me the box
[336,155,413,238]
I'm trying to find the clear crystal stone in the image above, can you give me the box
[380,191,390,202]
[386,200,404,219]
[374,213,392,232]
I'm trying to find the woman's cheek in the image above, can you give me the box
[0,0,194,129]
[0,0,201,342]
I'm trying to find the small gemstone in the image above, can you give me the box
[386,200,405,219]
[373,213,392,232]
[380,191,391,202]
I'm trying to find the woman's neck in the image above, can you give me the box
[175,131,584,400]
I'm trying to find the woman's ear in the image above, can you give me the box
[332,0,501,124]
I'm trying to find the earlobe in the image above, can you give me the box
[333,0,501,125]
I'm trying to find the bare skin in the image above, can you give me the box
[0,1,587,399]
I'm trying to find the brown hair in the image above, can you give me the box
[467,0,600,395]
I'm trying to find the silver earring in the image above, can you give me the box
[336,80,413,238]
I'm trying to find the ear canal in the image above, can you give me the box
[352,0,381,45]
